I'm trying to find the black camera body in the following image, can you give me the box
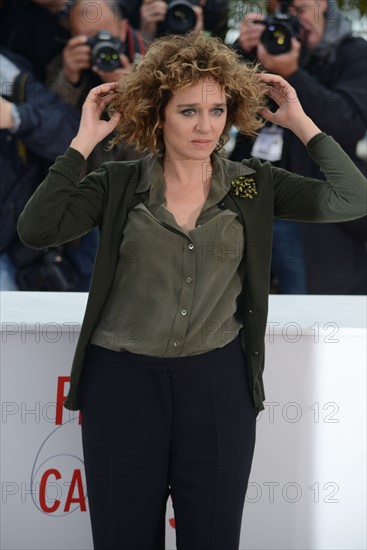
[86,30,123,72]
[257,0,302,55]
[159,0,199,35]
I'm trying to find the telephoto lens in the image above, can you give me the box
[255,0,302,55]
[161,0,199,35]
[87,30,123,72]
[261,20,294,54]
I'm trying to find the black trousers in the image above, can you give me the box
[79,336,257,550]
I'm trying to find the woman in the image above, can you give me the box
[18,32,367,550]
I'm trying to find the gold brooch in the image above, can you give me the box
[230,176,257,199]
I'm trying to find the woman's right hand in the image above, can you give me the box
[258,73,320,145]
[70,82,121,159]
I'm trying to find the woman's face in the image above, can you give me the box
[161,79,227,162]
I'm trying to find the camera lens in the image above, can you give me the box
[93,44,121,72]
[270,26,287,46]
[261,22,292,55]
[87,31,123,72]
[164,1,197,34]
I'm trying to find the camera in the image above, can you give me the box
[159,0,199,35]
[86,30,123,72]
[256,0,302,55]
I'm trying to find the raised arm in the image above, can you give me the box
[17,82,122,247]
[250,75,367,221]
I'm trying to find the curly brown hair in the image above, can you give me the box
[109,31,267,153]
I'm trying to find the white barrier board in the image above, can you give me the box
[1,292,366,549]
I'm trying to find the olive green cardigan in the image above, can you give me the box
[17,133,367,414]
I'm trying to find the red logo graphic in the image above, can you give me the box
[39,468,86,513]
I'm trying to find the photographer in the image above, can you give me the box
[118,0,204,43]
[118,0,229,43]
[47,0,145,109]
[46,0,146,171]
[232,0,367,294]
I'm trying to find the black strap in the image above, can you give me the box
[11,71,31,165]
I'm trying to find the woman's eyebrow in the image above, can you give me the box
[176,102,227,108]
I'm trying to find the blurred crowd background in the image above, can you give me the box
[1,0,366,294]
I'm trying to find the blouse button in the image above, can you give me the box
[248,310,254,315]
[188,243,194,250]
[253,350,259,356]
[186,277,192,284]
[173,340,180,347]
[181,309,187,316]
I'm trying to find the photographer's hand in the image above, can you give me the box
[258,73,320,144]
[257,38,300,79]
[62,35,91,84]
[140,0,167,41]
[70,82,121,159]
[238,13,264,53]
[192,5,204,33]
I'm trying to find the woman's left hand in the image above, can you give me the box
[258,73,321,144]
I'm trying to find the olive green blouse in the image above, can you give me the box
[91,156,245,356]
[17,133,367,413]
